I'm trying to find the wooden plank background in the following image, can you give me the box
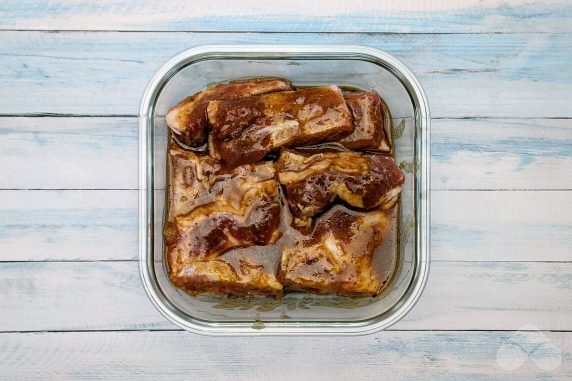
[1,0,571,33]
[0,0,570,379]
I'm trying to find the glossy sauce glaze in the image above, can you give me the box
[165,78,292,147]
[276,149,404,229]
[207,86,353,166]
[279,205,390,295]
[340,91,393,152]
[166,144,284,296]
[164,78,403,297]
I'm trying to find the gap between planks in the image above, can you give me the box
[0,30,567,35]
[1,328,571,334]
[1,114,571,119]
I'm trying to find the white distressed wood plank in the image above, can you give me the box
[432,119,572,190]
[431,191,572,262]
[1,117,570,191]
[0,32,571,117]
[0,260,570,331]
[0,261,171,331]
[0,118,138,190]
[0,0,570,33]
[397,261,572,330]
[1,190,570,262]
[0,331,570,380]
[0,190,138,261]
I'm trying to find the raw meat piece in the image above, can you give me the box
[207,86,353,166]
[165,143,283,296]
[339,91,392,152]
[279,206,390,296]
[276,149,404,228]
[165,78,292,147]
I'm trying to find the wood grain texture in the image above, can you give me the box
[0,261,171,332]
[0,260,570,332]
[1,0,570,33]
[431,190,572,262]
[0,331,570,380]
[432,119,572,190]
[0,117,138,190]
[0,190,137,261]
[1,32,571,117]
[0,0,570,379]
[1,117,570,191]
[1,190,570,262]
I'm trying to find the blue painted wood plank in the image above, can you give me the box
[0,118,138,189]
[431,119,572,190]
[0,32,570,117]
[0,0,571,33]
[430,190,572,262]
[0,190,137,261]
[0,331,570,380]
[0,261,570,331]
[0,261,170,331]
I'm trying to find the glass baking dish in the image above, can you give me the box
[139,45,430,335]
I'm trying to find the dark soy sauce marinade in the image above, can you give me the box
[164,78,402,298]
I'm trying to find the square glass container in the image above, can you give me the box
[139,45,430,335]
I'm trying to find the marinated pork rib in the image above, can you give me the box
[279,206,390,295]
[276,150,405,228]
[207,86,353,166]
[165,143,283,296]
[165,78,292,147]
[339,91,392,152]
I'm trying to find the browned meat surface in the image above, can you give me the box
[279,206,390,296]
[165,78,292,147]
[276,150,405,228]
[339,91,392,152]
[207,86,353,166]
[165,143,283,296]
